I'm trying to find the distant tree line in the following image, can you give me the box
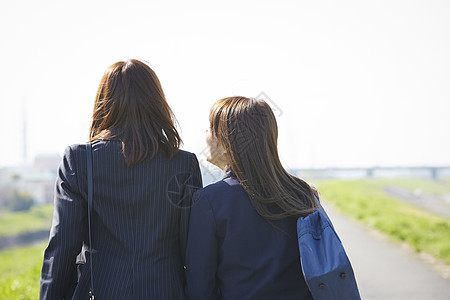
[0,174,35,211]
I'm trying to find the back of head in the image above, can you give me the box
[90,59,181,167]
[209,96,318,220]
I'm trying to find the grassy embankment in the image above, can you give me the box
[317,178,450,264]
[1,179,450,298]
[0,241,46,299]
[0,205,52,299]
[0,204,53,237]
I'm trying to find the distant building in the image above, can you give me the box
[0,153,61,206]
[33,154,61,174]
[16,171,56,205]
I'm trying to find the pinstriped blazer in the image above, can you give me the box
[39,139,202,300]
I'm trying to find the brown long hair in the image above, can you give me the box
[90,59,182,167]
[210,96,318,220]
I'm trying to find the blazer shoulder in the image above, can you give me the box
[196,177,244,202]
[66,143,88,152]
[174,149,197,160]
[59,141,103,167]
[59,143,87,162]
[169,149,199,169]
[67,143,196,158]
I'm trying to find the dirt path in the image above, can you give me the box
[383,186,450,218]
[322,201,450,300]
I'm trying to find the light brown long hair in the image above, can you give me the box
[210,96,318,220]
[90,59,181,167]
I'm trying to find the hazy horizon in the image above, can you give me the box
[1,0,449,170]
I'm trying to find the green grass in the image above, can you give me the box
[317,179,450,264]
[0,205,53,237]
[0,242,46,299]
[368,178,450,196]
[0,178,449,299]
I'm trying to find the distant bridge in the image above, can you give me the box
[293,166,450,180]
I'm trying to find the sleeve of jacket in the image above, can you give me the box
[185,189,220,300]
[39,145,87,300]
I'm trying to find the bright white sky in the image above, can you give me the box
[1,0,449,169]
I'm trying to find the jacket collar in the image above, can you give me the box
[222,167,237,180]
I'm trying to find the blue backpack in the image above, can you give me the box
[297,203,361,300]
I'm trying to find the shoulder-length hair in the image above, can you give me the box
[209,96,318,220]
[90,59,181,167]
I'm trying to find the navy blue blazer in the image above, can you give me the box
[40,139,202,300]
[185,169,313,300]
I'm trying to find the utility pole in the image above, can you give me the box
[22,98,27,166]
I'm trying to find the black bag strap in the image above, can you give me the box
[86,143,95,299]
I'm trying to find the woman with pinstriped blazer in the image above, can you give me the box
[185,97,318,299]
[39,59,202,299]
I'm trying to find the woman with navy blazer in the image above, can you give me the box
[39,59,202,299]
[185,97,318,299]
